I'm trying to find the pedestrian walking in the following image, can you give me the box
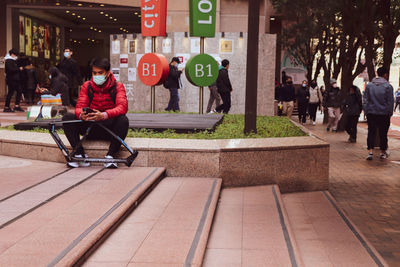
[323,79,342,132]
[363,67,394,160]
[343,85,362,143]
[206,81,221,113]
[3,49,24,112]
[279,77,296,118]
[164,57,182,112]
[58,47,81,107]
[215,59,233,114]
[39,67,70,106]
[308,80,323,125]
[394,88,400,112]
[25,62,39,105]
[297,80,310,124]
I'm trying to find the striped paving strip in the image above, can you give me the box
[323,191,386,267]
[0,168,104,229]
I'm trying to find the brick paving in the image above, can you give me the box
[303,118,400,267]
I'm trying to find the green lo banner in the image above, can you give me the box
[189,0,217,37]
[186,54,219,86]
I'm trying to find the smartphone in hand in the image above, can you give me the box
[83,107,94,114]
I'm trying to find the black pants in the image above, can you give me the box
[367,114,391,150]
[5,82,22,107]
[68,87,76,107]
[298,102,308,123]
[62,113,129,157]
[166,87,179,111]
[345,115,359,140]
[308,103,319,122]
[216,92,231,114]
[395,101,400,112]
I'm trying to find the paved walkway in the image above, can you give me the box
[302,116,400,267]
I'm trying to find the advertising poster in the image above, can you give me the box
[55,27,61,60]
[190,38,200,54]
[32,21,39,57]
[38,24,45,55]
[112,40,120,54]
[112,68,120,81]
[44,25,51,59]
[19,16,25,53]
[162,38,172,53]
[129,40,136,54]
[219,39,234,54]
[0,57,5,68]
[145,38,152,53]
[175,53,190,68]
[120,54,128,68]
[136,54,144,67]
[125,84,134,101]
[25,17,32,56]
[128,68,137,82]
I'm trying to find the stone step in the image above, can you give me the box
[282,191,388,267]
[0,167,165,266]
[203,185,304,267]
[83,177,222,267]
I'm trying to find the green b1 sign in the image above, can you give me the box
[189,0,217,37]
[186,54,219,87]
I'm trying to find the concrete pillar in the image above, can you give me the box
[0,1,6,101]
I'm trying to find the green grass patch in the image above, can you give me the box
[127,115,305,139]
[0,115,305,139]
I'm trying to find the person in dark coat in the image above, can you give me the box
[164,57,182,112]
[25,63,39,105]
[58,47,81,106]
[343,85,363,143]
[4,49,24,112]
[16,52,30,101]
[215,59,233,114]
[297,80,310,124]
[323,79,342,132]
[39,67,70,106]
[279,77,296,117]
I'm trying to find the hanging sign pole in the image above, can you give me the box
[141,0,168,113]
[189,0,217,114]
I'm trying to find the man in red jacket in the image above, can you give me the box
[62,57,129,168]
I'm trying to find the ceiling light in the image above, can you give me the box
[114,19,117,21]
[98,30,102,33]
[100,11,104,14]
[82,18,86,20]
[134,12,138,15]
[88,38,90,40]
[74,40,77,43]
[55,2,60,6]
[72,13,76,16]
[66,10,70,13]
[110,16,113,19]
[90,26,93,29]
[120,27,123,30]
[77,15,81,18]
[138,15,141,18]
[100,4,105,7]
[105,14,109,17]
[69,29,72,32]
[77,3,82,6]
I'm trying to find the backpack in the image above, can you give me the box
[87,82,117,106]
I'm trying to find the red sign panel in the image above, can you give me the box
[141,0,168,37]
[138,53,169,86]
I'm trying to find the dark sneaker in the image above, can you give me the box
[326,127,330,132]
[3,107,14,112]
[13,106,25,112]
[366,153,373,161]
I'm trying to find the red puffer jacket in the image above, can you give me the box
[75,73,128,119]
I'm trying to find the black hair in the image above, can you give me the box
[90,57,111,72]
[377,67,388,77]
[171,57,180,63]
[64,47,73,52]
[9,49,18,56]
[222,59,229,67]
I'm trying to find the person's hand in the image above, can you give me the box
[85,109,105,121]
[19,67,23,71]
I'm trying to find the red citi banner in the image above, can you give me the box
[141,0,168,37]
